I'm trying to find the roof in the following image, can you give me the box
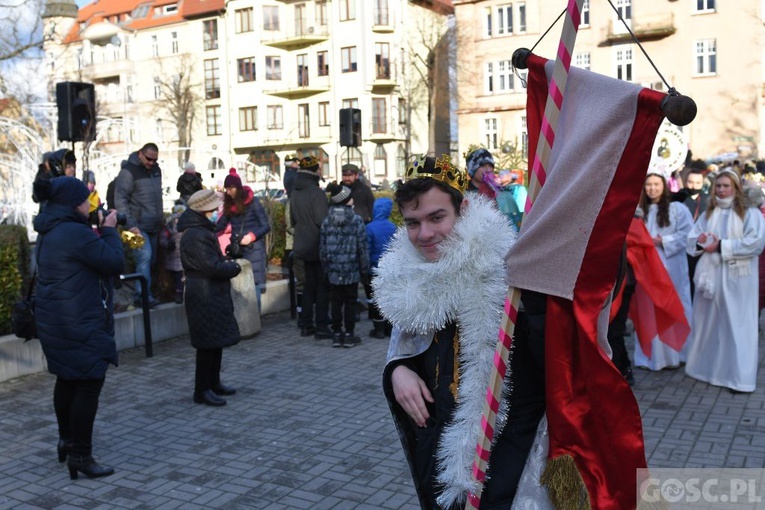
[62,0,222,44]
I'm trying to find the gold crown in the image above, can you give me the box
[405,154,468,193]
[299,155,320,170]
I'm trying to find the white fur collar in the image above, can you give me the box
[374,194,516,507]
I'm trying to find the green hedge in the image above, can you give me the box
[0,226,32,335]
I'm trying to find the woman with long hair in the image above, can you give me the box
[633,169,694,371]
[685,169,765,393]
[217,169,271,311]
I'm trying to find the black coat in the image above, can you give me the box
[176,172,204,202]
[178,208,242,350]
[33,203,125,380]
[349,179,375,223]
[290,171,328,261]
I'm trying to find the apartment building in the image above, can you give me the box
[454,0,765,167]
[42,0,454,187]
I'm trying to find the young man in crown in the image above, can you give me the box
[374,155,550,509]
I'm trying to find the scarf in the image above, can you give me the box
[374,194,516,507]
[694,201,747,298]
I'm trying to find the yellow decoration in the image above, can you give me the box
[405,154,468,193]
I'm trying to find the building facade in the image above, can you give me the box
[42,0,454,189]
[454,0,765,168]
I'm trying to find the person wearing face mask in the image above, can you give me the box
[685,169,765,393]
[178,189,242,407]
[681,169,710,298]
[33,177,125,480]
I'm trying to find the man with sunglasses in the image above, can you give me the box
[115,143,164,308]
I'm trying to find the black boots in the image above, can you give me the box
[194,389,226,406]
[68,455,114,480]
[212,384,236,396]
[369,320,387,339]
[57,439,72,463]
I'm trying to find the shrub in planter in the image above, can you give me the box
[0,225,32,335]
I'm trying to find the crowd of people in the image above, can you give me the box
[26,142,765,508]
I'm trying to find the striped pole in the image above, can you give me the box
[465,1,584,508]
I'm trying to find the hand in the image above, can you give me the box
[102,210,118,228]
[697,232,709,245]
[129,227,140,235]
[653,235,662,247]
[391,365,434,427]
[704,239,720,253]
[240,233,253,246]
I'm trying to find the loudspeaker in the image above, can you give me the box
[339,108,361,147]
[56,82,96,142]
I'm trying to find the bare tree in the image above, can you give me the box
[0,0,51,98]
[155,54,203,165]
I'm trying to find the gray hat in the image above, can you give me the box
[187,189,223,212]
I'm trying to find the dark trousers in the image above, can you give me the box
[301,259,329,331]
[195,348,223,395]
[54,376,105,456]
[330,283,358,334]
[607,281,636,376]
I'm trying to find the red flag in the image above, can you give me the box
[506,54,665,508]
[626,218,690,357]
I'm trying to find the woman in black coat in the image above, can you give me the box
[33,177,125,480]
[178,189,242,407]
[216,168,271,311]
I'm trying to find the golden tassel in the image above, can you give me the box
[540,455,591,510]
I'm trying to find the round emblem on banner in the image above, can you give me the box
[649,120,688,175]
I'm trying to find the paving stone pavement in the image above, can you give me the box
[1,312,764,509]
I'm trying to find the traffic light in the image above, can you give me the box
[339,108,361,147]
[56,82,96,142]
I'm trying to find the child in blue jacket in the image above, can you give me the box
[366,197,396,338]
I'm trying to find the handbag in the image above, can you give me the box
[12,271,37,341]
[225,220,245,259]
[12,235,42,341]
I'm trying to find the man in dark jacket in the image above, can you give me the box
[682,169,709,298]
[290,156,331,339]
[115,142,164,307]
[341,163,375,223]
[176,161,203,203]
[282,155,300,197]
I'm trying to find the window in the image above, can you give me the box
[497,5,513,35]
[374,144,387,176]
[151,35,158,57]
[267,105,283,129]
[375,43,390,79]
[153,77,161,100]
[398,98,407,125]
[236,8,253,33]
[317,51,329,76]
[695,0,715,12]
[373,98,386,133]
[374,0,389,25]
[340,0,356,21]
[484,118,498,150]
[397,145,407,177]
[318,101,330,126]
[615,47,633,81]
[263,6,279,30]
[171,31,178,53]
[615,0,631,27]
[521,116,528,157]
[266,56,281,80]
[498,60,514,92]
[575,52,591,70]
[239,106,257,131]
[206,105,222,136]
[695,39,716,75]
[341,47,357,73]
[316,1,328,25]
[205,59,220,99]
[237,57,256,82]
[518,2,526,33]
[580,0,590,27]
[297,54,308,86]
[342,98,359,110]
[485,8,493,37]
[203,20,218,51]
[163,3,177,15]
[298,104,310,138]
[485,62,494,94]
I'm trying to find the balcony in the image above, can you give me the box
[261,19,330,50]
[81,46,135,80]
[367,119,405,143]
[372,8,394,33]
[241,124,332,151]
[604,12,675,44]
[371,63,397,93]
[264,73,330,99]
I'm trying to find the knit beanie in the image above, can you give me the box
[82,170,96,184]
[224,168,243,189]
[466,148,495,177]
[36,176,90,208]
[188,189,223,212]
[327,182,352,205]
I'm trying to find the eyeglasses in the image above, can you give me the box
[142,153,157,163]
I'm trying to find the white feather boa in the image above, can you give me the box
[374,194,516,508]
